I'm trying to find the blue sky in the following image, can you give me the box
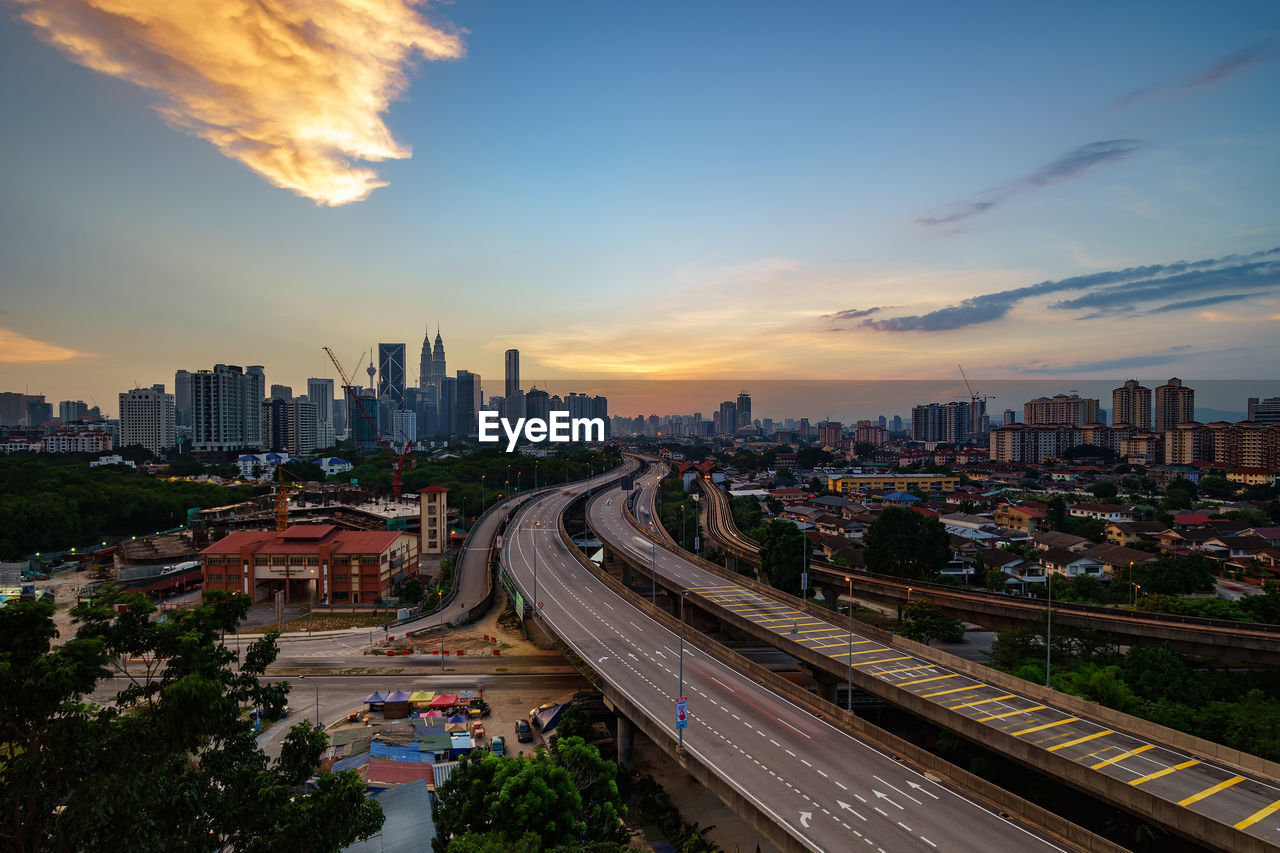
[1,0,1277,414]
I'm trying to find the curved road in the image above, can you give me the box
[505,465,1066,852]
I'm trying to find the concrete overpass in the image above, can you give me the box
[589,461,1280,852]
[501,460,1121,853]
[694,472,1280,666]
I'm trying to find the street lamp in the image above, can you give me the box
[299,675,320,728]
[1046,572,1054,688]
[680,504,686,549]
[480,474,486,513]
[1132,583,1141,607]
[679,589,689,749]
[845,576,853,712]
[651,543,657,603]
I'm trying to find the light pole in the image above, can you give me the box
[1128,561,1135,608]
[680,504,686,549]
[534,460,539,490]
[480,474,486,513]
[651,543,657,603]
[1132,583,1141,607]
[679,589,689,749]
[845,576,854,712]
[1046,572,1053,688]
[300,675,320,728]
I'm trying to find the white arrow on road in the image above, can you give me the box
[873,790,904,810]
[627,653,639,661]
[598,656,610,663]
[874,775,923,805]
[799,811,813,828]
[907,780,940,800]
[836,800,868,821]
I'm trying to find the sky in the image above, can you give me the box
[1,1,1278,419]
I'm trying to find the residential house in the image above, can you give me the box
[1068,503,1138,523]
[1104,521,1168,546]
[993,504,1047,534]
[1031,531,1093,553]
[1038,546,1107,578]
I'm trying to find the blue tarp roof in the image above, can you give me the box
[881,491,920,502]
[331,752,370,774]
[370,742,433,764]
[363,691,386,704]
[341,779,435,853]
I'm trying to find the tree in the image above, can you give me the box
[0,591,382,853]
[984,569,1009,591]
[1046,496,1067,531]
[729,495,762,531]
[1089,481,1118,500]
[748,519,807,595]
[796,445,833,468]
[399,576,424,605]
[863,506,950,580]
[551,736,627,844]
[1198,476,1236,500]
[852,442,876,459]
[898,597,965,645]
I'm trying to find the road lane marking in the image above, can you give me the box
[1129,759,1199,786]
[1047,730,1114,752]
[978,705,1047,721]
[949,694,1015,711]
[854,656,912,666]
[1011,717,1078,737]
[1090,744,1153,769]
[1177,775,1244,806]
[1235,799,1280,830]
[908,676,961,690]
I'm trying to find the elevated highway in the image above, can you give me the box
[502,461,1101,853]
[589,462,1280,852]
[694,472,1280,666]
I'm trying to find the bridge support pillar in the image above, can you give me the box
[818,583,839,610]
[616,714,634,771]
[726,555,738,574]
[811,671,838,705]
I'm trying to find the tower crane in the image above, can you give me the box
[324,346,415,501]
[958,364,996,406]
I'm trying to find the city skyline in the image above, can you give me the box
[2,3,1279,413]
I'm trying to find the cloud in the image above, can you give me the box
[916,140,1140,227]
[825,307,881,320]
[1113,39,1276,109]
[14,0,464,206]
[0,328,98,363]
[1009,347,1242,375]
[854,247,1280,332]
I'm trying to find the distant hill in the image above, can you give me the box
[1195,407,1246,423]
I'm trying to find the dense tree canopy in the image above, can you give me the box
[748,519,808,595]
[0,590,382,852]
[863,506,951,580]
[898,597,965,645]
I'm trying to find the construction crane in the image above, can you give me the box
[323,346,416,501]
[958,364,995,405]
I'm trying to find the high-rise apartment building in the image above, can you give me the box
[269,384,293,402]
[1248,397,1280,425]
[378,343,407,407]
[1111,379,1151,429]
[913,402,972,442]
[1154,378,1195,432]
[818,421,842,447]
[505,349,520,399]
[0,392,25,426]
[392,409,417,447]
[118,385,175,456]
[1023,394,1099,427]
[190,364,264,452]
[25,396,53,427]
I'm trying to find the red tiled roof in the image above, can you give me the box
[420,485,449,493]
[200,525,405,556]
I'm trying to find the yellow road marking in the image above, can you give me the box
[854,656,913,666]
[1011,717,1078,737]
[1129,760,1199,786]
[979,705,1046,722]
[832,647,892,658]
[1178,776,1244,807]
[1047,730,1113,752]
[1090,744,1153,769]
[949,694,1014,711]
[878,665,937,676]
[815,640,871,649]
[912,678,964,692]
[1235,799,1280,831]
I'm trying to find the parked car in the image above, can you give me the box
[515,719,533,743]
[491,736,506,756]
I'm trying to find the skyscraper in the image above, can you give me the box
[454,370,480,437]
[1112,379,1152,429]
[306,378,335,426]
[736,391,752,429]
[718,401,737,435]
[505,349,520,398]
[378,343,407,407]
[1155,378,1195,431]
[59,400,89,422]
[118,385,175,456]
[419,326,433,391]
[1023,394,1099,426]
[430,329,446,386]
[174,369,192,428]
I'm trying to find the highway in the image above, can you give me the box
[504,463,1068,852]
[597,464,1280,849]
